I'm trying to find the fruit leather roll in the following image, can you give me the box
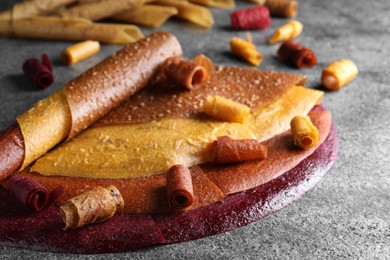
[163,56,207,90]
[58,0,143,21]
[0,0,77,20]
[277,40,317,69]
[166,165,194,211]
[5,174,63,211]
[211,136,267,164]
[0,31,182,181]
[0,17,144,45]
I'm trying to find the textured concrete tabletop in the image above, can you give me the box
[0,0,389,259]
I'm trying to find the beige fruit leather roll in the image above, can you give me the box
[153,0,214,28]
[111,4,178,27]
[188,0,235,9]
[58,0,144,21]
[0,17,144,44]
[16,32,183,170]
[0,0,77,20]
[60,185,124,229]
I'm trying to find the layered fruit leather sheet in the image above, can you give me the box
[0,32,338,253]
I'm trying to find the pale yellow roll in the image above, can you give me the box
[189,0,235,9]
[246,0,266,4]
[112,5,178,27]
[1,17,143,44]
[321,60,358,90]
[290,116,319,150]
[58,0,143,21]
[204,95,251,124]
[0,0,77,20]
[269,20,303,44]
[62,40,101,65]
[230,37,263,66]
[154,0,214,28]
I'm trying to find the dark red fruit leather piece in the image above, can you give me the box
[231,6,271,30]
[0,192,165,253]
[0,114,338,253]
[34,214,164,253]
[41,54,53,73]
[7,174,63,212]
[277,40,317,69]
[22,54,54,89]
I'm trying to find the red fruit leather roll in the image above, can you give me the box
[6,174,63,211]
[163,56,207,90]
[166,165,194,211]
[277,40,317,69]
[22,54,54,89]
[211,136,267,164]
[231,6,271,30]
[0,124,24,181]
[41,53,53,72]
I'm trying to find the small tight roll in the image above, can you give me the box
[211,136,267,164]
[268,20,303,44]
[230,5,271,30]
[230,36,263,66]
[62,40,100,65]
[277,40,317,69]
[163,56,207,90]
[203,95,250,123]
[265,0,298,18]
[6,174,63,211]
[191,54,214,81]
[166,165,194,211]
[290,116,319,150]
[321,60,358,90]
[23,53,54,89]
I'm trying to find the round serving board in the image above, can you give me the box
[0,124,338,254]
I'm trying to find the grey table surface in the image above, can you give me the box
[0,0,389,259]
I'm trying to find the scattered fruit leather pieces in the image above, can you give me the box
[0,120,338,253]
[277,40,317,69]
[6,174,63,211]
[22,54,54,89]
[231,6,271,30]
[204,106,331,195]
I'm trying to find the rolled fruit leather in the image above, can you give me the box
[57,0,143,21]
[0,0,78,20]
[0,32,183,181]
